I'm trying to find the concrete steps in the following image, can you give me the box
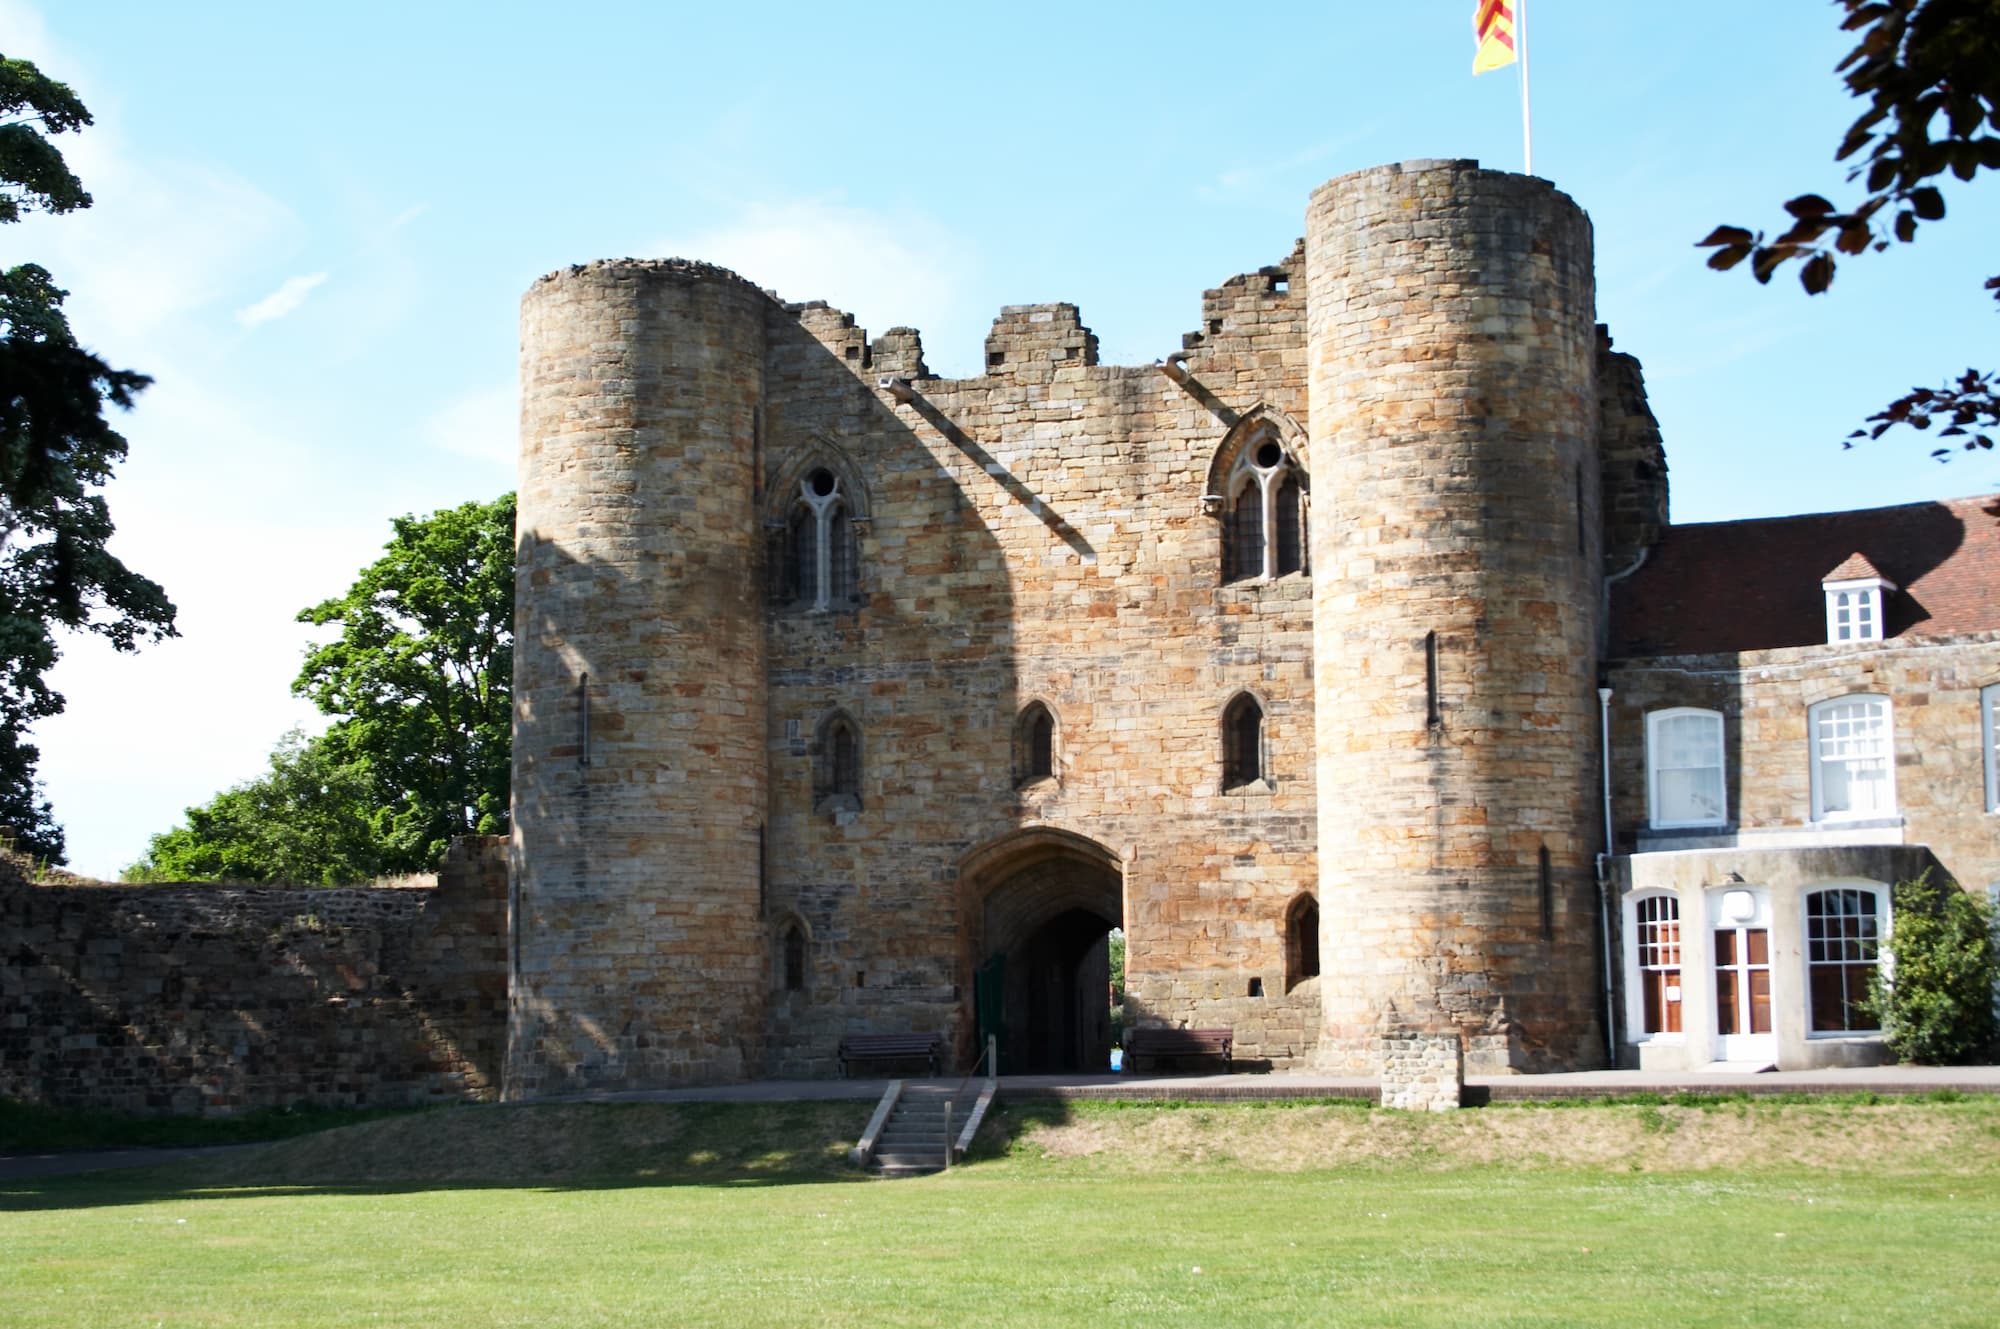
[870,1087,958,1177]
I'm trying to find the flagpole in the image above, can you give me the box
[1519,0,1534,175]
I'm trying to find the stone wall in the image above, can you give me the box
[1379,1025,1464,1112]
[756,243,1324,1076]
[1604,633,2000,890]
[0,838,507,1114]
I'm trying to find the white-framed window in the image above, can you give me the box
[1805,886,1885,1033]
[1645,708,1727,828]
[1983,684,1999,814]
[1629,892,1683,1038]
[1822,573,1891,644]
[1809,694,1896,821]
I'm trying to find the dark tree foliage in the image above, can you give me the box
[1865,873,1998,1063]
[0,55,176,862]
[292,493,515,874]
[1697,1,2000,459]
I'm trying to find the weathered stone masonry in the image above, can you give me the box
[2,839,507,1113]
[507,159,1642,1094]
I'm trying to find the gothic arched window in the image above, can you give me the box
[784,467,861,611]
[1222,693,1264,789]
[1219,432,1307,584]
[1015,702,1057,785]
[814,711,862,812]
[1285,893,1320,991]
[780,920,808,993]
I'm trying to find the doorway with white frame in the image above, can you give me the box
[1709,886,1775,1064]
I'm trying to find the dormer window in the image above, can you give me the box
[1821,554,1894,645]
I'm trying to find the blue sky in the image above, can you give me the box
[6,1,1996,877]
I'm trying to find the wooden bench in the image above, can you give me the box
[838,1032,945,1078]
[1123,1026,1233,1073]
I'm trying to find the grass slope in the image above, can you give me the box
[5,1097,1998,1328]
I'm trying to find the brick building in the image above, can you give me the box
[503,159,1999,1095]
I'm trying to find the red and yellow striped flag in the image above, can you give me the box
[1473,0,1517,74]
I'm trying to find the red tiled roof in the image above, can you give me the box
[1609,494,2000,657]
[1822,552,1888,584]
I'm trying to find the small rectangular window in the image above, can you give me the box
[1634,894,1682,1035]
[1823,581,1885,643]
[1646,708,1726,828]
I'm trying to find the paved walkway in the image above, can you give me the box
[541,1061,2000,1105]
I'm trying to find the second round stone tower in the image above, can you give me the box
[506,260,771,1097]
[1305,161,1606,1072]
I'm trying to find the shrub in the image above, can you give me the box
[1866,873,1998,1065]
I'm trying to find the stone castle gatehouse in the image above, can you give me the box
[503,159,2000,1096]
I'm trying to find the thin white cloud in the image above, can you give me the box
[424,383,517,468]
[386,203,429,232]
[236,272,329,327]
[15,138,303,347]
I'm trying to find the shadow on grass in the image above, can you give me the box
[1,1100,886,1212]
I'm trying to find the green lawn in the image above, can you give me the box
[5,1099,1998,1327]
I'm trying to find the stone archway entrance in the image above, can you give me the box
[963,830,1123,1075]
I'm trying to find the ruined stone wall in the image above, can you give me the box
[1605,633,2000,890]
[0,838,507,1114]
[1305,160,1607,1073]
[754,241,1323,1076]
[1597,331,1669,580]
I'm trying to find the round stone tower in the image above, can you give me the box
[506,260,771,1097]
[1304,161,1605,1072]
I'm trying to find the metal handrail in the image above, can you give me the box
[952,1033,997,1101]
[948,1035,1000,1162]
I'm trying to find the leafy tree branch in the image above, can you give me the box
[1696,0,2000,458]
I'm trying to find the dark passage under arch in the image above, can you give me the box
[969,833,1123,1074]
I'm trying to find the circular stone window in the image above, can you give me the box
[808,468,837,497]
[1254,441,1285,469]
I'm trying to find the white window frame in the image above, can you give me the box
[1822,577,1887,644]
[1645,707,1727,829]
[1809,694,1897,822]
[1623,890,1685,1043]
[1983,684,1999,814]
[1803,884,1887,1036]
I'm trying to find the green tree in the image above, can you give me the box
[1698,0,2000,458]
[127,495,515,883]
[292,493,515,872]
[125,730,390,885]
[1866,872,1998,1063]
[0,55,176,862]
